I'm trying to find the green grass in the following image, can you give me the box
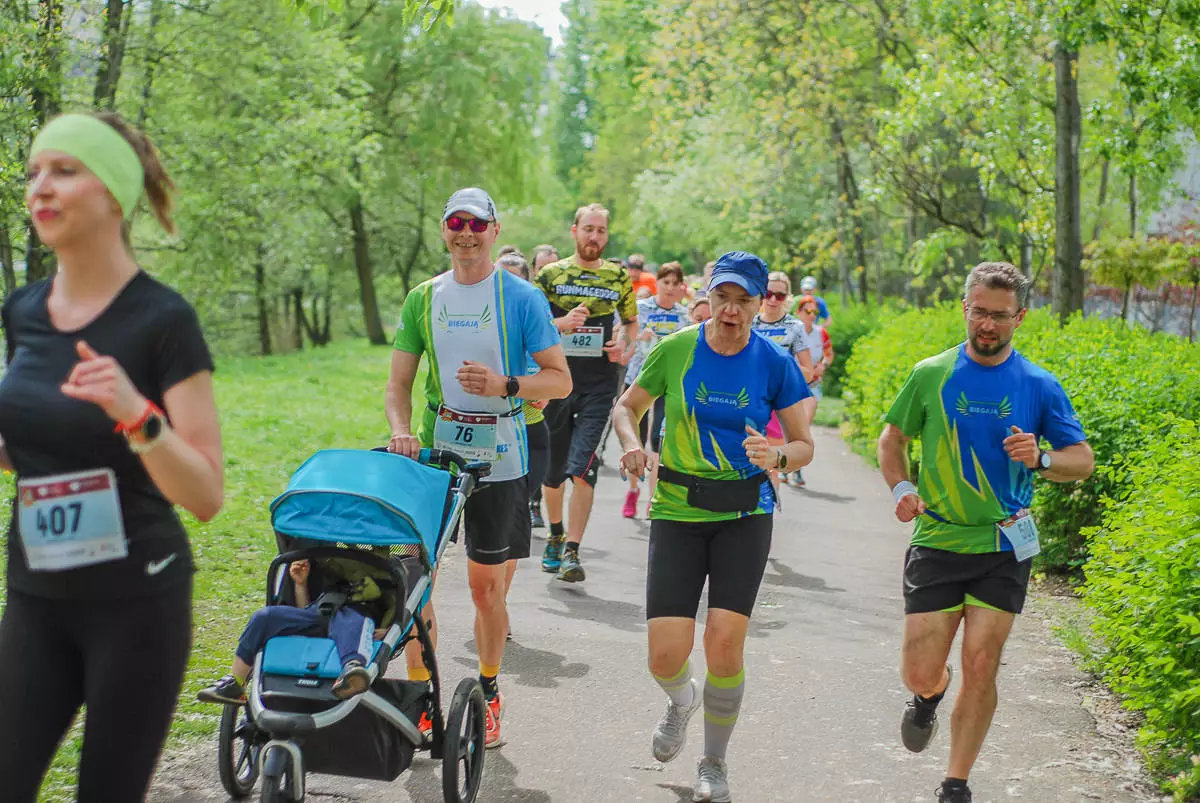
[0,338,425,801]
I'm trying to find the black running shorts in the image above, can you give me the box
[902,545,1033,615]
[463,476,531,565]
[543,389,614,488]
[646,515,773,619]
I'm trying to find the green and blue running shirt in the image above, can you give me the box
[394,268,559,482]
[635,324,809,522]
[885,344,1086,553]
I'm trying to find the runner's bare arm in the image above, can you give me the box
[796,348,816,384]
[1003,426,1094,483]
[385,350,421,457]
[613,383,655,478]
[140,371,224,522]
[521,344,572,400]
[878,424,925,522]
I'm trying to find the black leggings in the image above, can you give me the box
[526,419,550,501]
[0,582,193,803]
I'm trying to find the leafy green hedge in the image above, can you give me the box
[1082,418,1200,800]
[822,302,888,398]
[841,304,1200,570]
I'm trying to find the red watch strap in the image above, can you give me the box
[114,401,165,435]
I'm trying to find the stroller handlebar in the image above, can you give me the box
[417,448,492,480]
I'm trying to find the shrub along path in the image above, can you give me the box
[149,425,1158,802]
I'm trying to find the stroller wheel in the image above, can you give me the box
[442,678,486,803]
[260,745,302,802]
[218,703,261,798]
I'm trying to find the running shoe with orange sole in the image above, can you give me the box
[485,693,505,749]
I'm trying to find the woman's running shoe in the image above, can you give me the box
[652,678,701,762]
[622,489,640,518]
[692,755,731,802]
[542,535,564,572]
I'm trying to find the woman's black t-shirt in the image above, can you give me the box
[0,271,215,600]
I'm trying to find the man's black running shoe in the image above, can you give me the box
[901,664,952,752]
[936,782,972,802]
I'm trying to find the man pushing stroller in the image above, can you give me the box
[198,558,379,705]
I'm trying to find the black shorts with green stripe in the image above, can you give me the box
[902,545,1033,615]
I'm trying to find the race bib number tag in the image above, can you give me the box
[433,406,499,461]
[999,509,1040,562]
[18,469,127,572]
[562,326,605,358]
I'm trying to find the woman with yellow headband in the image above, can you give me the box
[0,112,223,801]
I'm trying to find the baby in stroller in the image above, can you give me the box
[199,553,396,705]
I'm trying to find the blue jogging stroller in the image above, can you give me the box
[215,448,489,803]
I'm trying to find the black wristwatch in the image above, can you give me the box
[775,448,788,472]
[504,376,520,398]
[1034,449,1052,472]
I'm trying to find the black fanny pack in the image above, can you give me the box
[656,465,768,514]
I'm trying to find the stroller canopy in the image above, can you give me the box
[270,450,452,556]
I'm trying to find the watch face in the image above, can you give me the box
[1039,451,1051,469]
[142,414,164,440]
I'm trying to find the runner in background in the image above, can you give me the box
[750,272,814,491]
[621,263,689,519]
[536,203,637,582]
[796,276,831,325]
[690,297,712,323]
[627,253,658,297]
[790,294,834,486]
[527,243,560,528]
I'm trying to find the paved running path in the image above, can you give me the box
[151,427,1156,802]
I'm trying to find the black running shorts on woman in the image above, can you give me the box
[646,515,773,619]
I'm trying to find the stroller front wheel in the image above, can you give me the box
[260,744,303,803]
[442,677,486,803]
[218,703,261,798]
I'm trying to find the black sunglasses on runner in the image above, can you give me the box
[446,215,490,233]
[764,290,788,302]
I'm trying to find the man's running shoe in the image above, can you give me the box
[937,782,972,802]
[530,503,545,529]
[541,535,564,572]
[652,678,701,763]
[901,664,953,752]
[332,659,371,700]
[622,489,639,518]
[692,755,731,802]
[197,674,245,705]
[485,693,504,749]
[556,547,585,582]
[787,469,805,487]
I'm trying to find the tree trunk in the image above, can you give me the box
[1020,231,1033,278]
[255,251,271,356]
[0,224,15,297]
[136,0,163,128]
[1053,43,1084,321]
[1090,158,1109,243]
[1128,172,1138,239]
[26,0,62,285]
[93,0,129,109]
[1120,281,1131,320]
[831,114,868,303]
[837,244,851,307]
[1189,281,1197,342]
[349,195,386,345]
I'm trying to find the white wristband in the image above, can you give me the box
[892,480,918,505]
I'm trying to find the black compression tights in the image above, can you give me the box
[0,583,192,803]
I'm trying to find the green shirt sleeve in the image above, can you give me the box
[884,366,925,437]
[393,285,426,354]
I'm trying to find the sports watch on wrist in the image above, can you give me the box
[775,447,788,472]
[1034,449,1052,472]
[119,401,168,454]
[504,376,520,398]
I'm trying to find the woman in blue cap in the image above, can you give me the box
[0,112,223,801]
[612,251,815,802]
